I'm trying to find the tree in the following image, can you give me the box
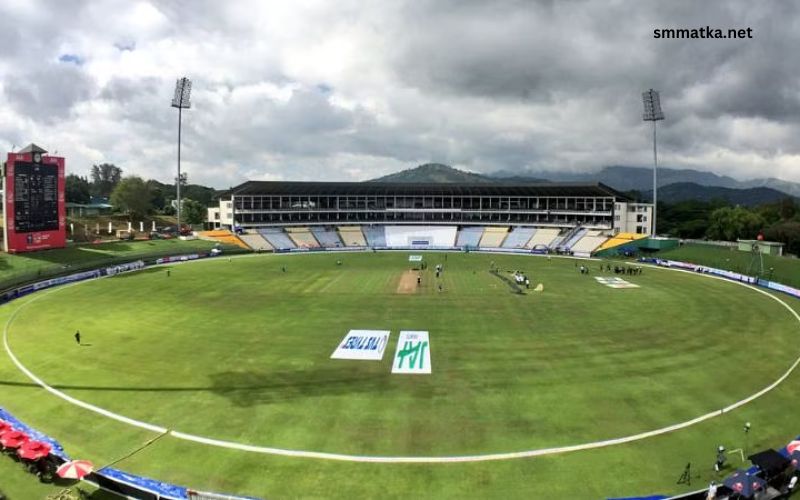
[182,185,217,207]
[110,176,153,219]
[90,163,123,198]
[706,206,766,241]
[181,199,206,225]
[765,221,800,256]
[65,174,91,204]
[146,179,168,211]
[779,197,797,220]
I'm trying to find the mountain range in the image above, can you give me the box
[491,165,800,197]
[370,164,798,206]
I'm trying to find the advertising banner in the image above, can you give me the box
[330,330,391,360]
[392,331,431,374]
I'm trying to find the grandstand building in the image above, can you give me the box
[207,181,653,256]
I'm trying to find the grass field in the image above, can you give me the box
[658,243,800,288]
[0,238,243,292]
[2,251,800,498]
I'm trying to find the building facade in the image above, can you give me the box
[209,181,654,235]
[613,201,654,235]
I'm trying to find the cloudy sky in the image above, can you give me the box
[1,1,798,188]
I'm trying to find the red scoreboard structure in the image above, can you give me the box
[3,144,66,253]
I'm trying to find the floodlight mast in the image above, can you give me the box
[642,89,664,237]
[171,77,192,234]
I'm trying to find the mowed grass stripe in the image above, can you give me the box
[0,254,800,498]
[3,254,798,451]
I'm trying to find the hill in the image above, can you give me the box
[369,163,494,183]
[641,182,794,206]
[490,166,800,197]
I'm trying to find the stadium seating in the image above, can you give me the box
[239,232,274,251]
[570,230,610,256]
[479,227,509,248]
[526,228,560,249]
[501,227,536,248]
[337,226,367,246]
[456,226,484,247]
[560,228,588,251]
[597,232,648,252]
[285,227,320,248]
[258,228,297,250]
[196,230,250,249]
[548,230,572,250]
[362,226,387,247]
[311,227,343,248]
[384,226,457,247]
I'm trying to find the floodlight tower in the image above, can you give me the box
[171,77,192,233]
[642,89,664,237]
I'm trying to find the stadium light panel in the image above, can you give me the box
[171,77,192,109]
[642,89,664,121]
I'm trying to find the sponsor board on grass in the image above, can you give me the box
[595,277,640,289]
[330,330,391,360]
[408,255,423,262]
[392,331,431,374]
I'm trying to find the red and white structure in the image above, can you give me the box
[3,144,66,253]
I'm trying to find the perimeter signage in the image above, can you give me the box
[330,330,391,361]
[392,331,431,374]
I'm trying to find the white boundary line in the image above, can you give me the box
[3,254,800,463]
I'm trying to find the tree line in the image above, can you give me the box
[655,195,800,254]
[66,163,216,224]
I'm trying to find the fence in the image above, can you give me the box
[679,238,738,248]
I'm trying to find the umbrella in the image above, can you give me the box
[0,430,30,449]
[56,460,94,479]
[17,440,51,460]
[723,469,767,498]
[789,449,800,470]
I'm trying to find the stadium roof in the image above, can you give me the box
[223,181,632,200]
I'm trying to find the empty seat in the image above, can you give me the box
[285,227,320,248]
[311,227,343,248]
[196,230,250,249]
[257,228,296,250]
[526,228,560,249]
[239,232,273,251]
[337,226,367,246]
[362,226,387,247]
[479,227,509,248]
[456,226,484,247]
[501,227,536,248]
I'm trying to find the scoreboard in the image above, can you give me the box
[3,152,66,253]
[13,161,59,232]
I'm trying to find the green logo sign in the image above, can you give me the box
[392,331,431,374]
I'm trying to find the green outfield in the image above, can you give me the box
[2,251,800,499]
[0,238,244,292]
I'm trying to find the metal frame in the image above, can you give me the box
[171,77,192,232]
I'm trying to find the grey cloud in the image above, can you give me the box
[1,0,799,186]
[3,62,96,120]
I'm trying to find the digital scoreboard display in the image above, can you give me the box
[13,161,59,232]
